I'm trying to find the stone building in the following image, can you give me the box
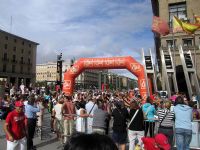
[0,29,38,87]
[151,0,200,92]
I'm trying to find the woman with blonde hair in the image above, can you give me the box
[157,100,175,147]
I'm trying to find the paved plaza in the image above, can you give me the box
[0,111,63,150]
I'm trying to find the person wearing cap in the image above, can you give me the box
[25,96,40,150]
[154,133,171,150]
[4,100,27,150]
[142,137,160,150]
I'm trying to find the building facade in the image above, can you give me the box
[151,0,200,92]
[36,62,136,90]
[0,29,38,87]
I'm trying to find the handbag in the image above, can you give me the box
[159,110,169,127]
[143,106,151,120]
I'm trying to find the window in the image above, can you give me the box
[166,40,177,48]
[3,53,7,60]
[28,67,31,74]
[20,66,23,73]
[12,55,16,62]
[29,44,31,48]
[5,44,7,49]
[22,41,24,45]
[28,50,31,54]
[5,36,8,40]
[13,46,16,51]
[14,39,17,43]
[12,65,15,73]
[169,2,187,28]
[183,38,193,47]
[28,58,31,64]
[21,57,24,64]
[3,64,6,72]
[21,49,24,53]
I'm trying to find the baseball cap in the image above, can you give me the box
[142,137,160,150]
[154,134,170,150]
[15,101,24,107]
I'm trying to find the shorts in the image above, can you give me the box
[112,131,127,144]
[55,118,63,133]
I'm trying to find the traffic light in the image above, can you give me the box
[164,55,172,69]
[184,53,193,68]
[144,56,153,70]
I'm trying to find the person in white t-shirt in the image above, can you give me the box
[53,98,63,140]
[85,98,98,134]
[20,83,25,95]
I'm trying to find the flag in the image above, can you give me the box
[173,16,183,33]
[152,16,170,36]
[173,16,200,34]
[194,15,200,24]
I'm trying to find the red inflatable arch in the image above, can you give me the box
[63,56,148,100]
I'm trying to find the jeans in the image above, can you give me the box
[158,127,174,147]
[175,128,192,150]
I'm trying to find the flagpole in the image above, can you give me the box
[193,33,197,70]
[172,19,176,70]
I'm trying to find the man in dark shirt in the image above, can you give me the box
[112,101,129,150]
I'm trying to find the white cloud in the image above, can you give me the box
[0,0,154,78]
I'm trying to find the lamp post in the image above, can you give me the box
[103,73,107,91]
[98,71,102,90]
[56,53,63,92]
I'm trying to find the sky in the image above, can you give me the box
[0,0,154,78]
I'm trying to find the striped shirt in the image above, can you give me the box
[157,109,175,127]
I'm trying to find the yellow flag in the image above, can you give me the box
[173,16,200,34]
[194,15,200,24]
[182,21,200,34]
[173,16,183,33]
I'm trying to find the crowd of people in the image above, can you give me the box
[0,84,200,150]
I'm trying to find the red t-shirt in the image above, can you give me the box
[6,110,26,140]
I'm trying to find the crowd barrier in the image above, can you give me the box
[154,120,200,149]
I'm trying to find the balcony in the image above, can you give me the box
[27,62,32,66]
[11,60,17,63]
[2,58,9,62]
[19,61,25,64]
[182,46,199,51]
